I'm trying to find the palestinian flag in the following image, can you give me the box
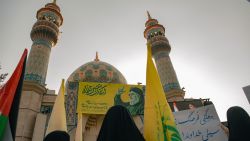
[0,49,27,141]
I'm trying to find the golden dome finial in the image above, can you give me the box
[147,11,152,20]
[94,52,100,61]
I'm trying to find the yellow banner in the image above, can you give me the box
[77,82,144,115]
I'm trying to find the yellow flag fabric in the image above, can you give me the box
[45,79,67,135]
[144,44,182,141]
[74,114,82,141]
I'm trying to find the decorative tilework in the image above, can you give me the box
[67,61,127,84]
[41,12,57,21]
[153,47,182,94]
[33,39,52,48]
[66,82,78,125]
[66,60,127,125]
[73,73,80,81]
[24,73,45,84]
[100,69,107,77]
[92,64,100,69]
[106,65,112,71]
[154,51,168,60]
[85,70,93,78]
[25,44,51,85]
[79,66,87,71]
[163,83,180,92]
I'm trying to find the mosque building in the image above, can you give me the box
[15,1,207,141]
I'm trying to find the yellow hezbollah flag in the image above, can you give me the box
[144,44,182,141]
[45,79,67,135]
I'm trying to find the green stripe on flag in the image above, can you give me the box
[0,115,8,140]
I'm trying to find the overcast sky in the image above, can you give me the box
[0,0,250,121]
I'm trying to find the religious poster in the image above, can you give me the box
[173,104,228,141]
[77,82,145,115]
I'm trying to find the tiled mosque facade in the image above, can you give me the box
[15,1,189,141]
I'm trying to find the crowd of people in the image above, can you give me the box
[97,105,250,141]
[44,105,250,141]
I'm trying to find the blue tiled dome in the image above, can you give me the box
[66,60,127,84]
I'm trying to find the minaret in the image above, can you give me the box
[24,0,63,85]
[16,1,63,141]
[144,12,184,101]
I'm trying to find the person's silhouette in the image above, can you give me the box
[97,105,145,141]
[227,106,250,141]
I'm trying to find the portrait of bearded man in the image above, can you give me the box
[114,87,144,115]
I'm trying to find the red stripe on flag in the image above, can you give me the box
[0,49,27,116]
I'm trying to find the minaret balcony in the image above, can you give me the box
[32,20,59,33]
[30,20,59,46]
[148,36,171,54]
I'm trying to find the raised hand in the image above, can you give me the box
[116,87,125,96]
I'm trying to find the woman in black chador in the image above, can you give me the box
[97,105,145,141]
[227,106,250,141]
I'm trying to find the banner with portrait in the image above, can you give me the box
[77,82,145,115]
